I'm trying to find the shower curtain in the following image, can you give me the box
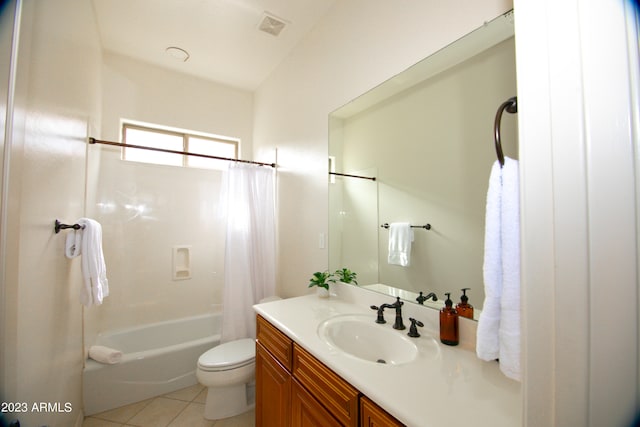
[220,162,276,342]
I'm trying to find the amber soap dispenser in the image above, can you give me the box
[456,288,474,320]
[439,292,459,346]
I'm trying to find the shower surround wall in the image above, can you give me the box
[84,151,226,337]
[84,52,254,346]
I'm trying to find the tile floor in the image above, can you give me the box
[82,384,255,427]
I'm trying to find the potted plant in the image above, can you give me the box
[334,268,358,285]
[308,271,335,298]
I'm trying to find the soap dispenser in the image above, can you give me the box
[456,288,474,320]
[439,292,459,346]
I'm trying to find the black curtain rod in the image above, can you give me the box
[88,138,276,168]
[329,172,376,181]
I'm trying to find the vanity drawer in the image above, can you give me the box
[293,343,360,427]
[257,315,293,371]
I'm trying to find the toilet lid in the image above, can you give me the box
[198,338,255,370]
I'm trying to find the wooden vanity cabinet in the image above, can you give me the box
[291,378,343,427]
[360,397,404,427]
[293,343,359,427]
[256,343,292,427]
[256,315,404,427]
[256,315,293,427]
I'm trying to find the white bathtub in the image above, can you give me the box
[83,312,221,415]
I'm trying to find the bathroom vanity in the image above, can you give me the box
[253,283,520,427]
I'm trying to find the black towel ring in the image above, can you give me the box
[493,96,518,167]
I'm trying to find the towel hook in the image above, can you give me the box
[493,96,517,167]
[54,219,85,234]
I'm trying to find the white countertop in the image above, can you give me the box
[253,283,521,427]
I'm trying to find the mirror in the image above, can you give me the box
[328,11,518,318]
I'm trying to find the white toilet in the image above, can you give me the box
[197,296,281,420]
[196,337,256,420]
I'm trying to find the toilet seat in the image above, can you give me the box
[198,338,255,372]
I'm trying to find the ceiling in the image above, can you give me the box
[91,0,337,91]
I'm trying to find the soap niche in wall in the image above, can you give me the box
[173,245,192,280]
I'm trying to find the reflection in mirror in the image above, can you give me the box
[328,11,518,319]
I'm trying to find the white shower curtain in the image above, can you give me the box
[220,162,276,342]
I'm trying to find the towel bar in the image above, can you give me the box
[54,219,85,234]
[381,223,431,230]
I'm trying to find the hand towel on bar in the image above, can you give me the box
[65,228,82,259]
[476,160,502,361]
[78,218,109,307]
[388,222,413,267]
[88,345,122,364]
[498,157,521,381]
[476,157,521,381]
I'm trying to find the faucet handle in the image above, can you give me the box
[408,318,424,338]
[370,305,387,324]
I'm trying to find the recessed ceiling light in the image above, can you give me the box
[165,46,190,62]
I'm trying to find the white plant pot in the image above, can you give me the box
[316,287,330,298]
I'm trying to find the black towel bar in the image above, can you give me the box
[54,219,85,234]
[381,223,431,230]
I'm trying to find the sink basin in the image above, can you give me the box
[317,314,419,365]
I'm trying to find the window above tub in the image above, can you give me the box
[121,122,239,170]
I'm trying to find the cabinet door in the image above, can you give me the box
[293,343,359,427]
[291,379,343,427]
[256,342,292,427]
[360,397,404,427]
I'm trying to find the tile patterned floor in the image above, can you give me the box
[82,384,255,427]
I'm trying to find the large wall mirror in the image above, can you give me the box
[328,11,518,319]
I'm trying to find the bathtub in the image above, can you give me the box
[83,312,221,415]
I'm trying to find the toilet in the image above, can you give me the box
[196,337,256,420]
[197,296,281,420]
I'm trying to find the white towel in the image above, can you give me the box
[476,157,521,381]
[65,229,82,259]
[88,345,122,364]
[78,218,109,307]
[476,161,502,361]
[388,222,413,266]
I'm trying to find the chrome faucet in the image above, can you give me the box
[416,291,438,305]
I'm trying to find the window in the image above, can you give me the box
[122,123,239,170]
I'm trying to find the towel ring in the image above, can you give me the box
[494,96,518,167]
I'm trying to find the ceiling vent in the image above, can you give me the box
[258,12,287,37]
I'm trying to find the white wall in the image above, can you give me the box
[100,52,254,152]
[253,0,513,298]
[1,0,102,425]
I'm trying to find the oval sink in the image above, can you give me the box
[317,314,418,365]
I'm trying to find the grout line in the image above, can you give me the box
[166,402,188,427]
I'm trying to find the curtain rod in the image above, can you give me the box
[88,138,276,168]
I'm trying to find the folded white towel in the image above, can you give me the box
[476,157,521,382]
[388,222,413,267]
[88,345,122,364]
[65,228,82,259]
[78,218,109,307]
